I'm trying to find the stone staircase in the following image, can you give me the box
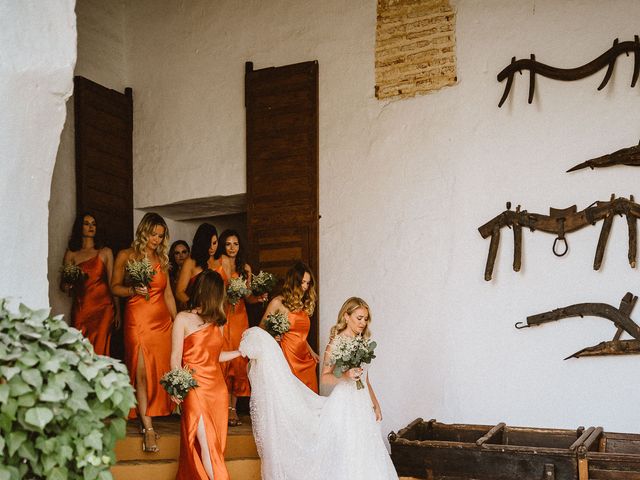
[111,415,261,480]
[111,414,417,479]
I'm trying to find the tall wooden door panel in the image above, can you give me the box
[74,76,133,255]
[74,76,133,361]
[245,60,319,350]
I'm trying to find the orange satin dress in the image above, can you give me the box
[73,255,114,356]
[124,265,173,418]
[280,310,318,393]
[177,324,229,480]
[215,266,251,397]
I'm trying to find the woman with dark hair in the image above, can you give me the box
[170,270,243,480]
[111,212,177,452]
[213,229,266,426]
[175,223,218,308]
[260,261,319,392]
[60,212,117,356]
[169,240,190,299]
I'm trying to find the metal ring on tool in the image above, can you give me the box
[552,237,568,257]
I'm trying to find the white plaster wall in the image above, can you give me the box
[48,0,126,318]
[1,1,76,309]
[125,0,640,434]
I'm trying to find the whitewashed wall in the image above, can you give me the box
[48,0,126,318]
[124,0,640,434]
[0,1,76,309]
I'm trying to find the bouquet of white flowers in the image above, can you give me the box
[60,263,87,291]
[250,270,277,297]
[227,276,251,307]
[160,366,198,401]
[263,310,290,337]
[125,258,156,300]
[329,335,377,390]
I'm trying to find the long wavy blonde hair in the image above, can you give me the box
[281,262,317,316]
[329,297,372,340]
[132,212,170,271]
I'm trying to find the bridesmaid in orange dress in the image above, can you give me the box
[168,240,190,305]
[170,270,244,480]
[260,261,319,392]
[60,212,118,356]
[175,223,218,309]
[214,229,267,426]
[111,212,177,452]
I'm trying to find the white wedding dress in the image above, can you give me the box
[239,327,398,480]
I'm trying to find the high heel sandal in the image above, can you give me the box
[142,427,160,452]
[228,407,242,427]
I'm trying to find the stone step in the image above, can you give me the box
[114,430,258,462]
[111,457,261,480]
[112,415,260,479]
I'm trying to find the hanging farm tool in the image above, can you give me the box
[478,195,640,281]
[515,292,640,359]
[567,141,640,172]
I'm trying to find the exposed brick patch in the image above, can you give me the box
[375,0,457,100]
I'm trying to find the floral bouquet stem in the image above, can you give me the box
[227,276,251,310]
[60,263,87,296]
[125,258,156,301]
[250,270,277,305]
[329,335,377,390]
[160,366,198,401]
[264,310,290,338]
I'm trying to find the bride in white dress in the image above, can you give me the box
[239,297,398,480]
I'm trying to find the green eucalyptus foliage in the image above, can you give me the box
[0,299,135,480]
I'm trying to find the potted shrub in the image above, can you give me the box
[0,299,135,480]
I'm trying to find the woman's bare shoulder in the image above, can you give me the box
[115,248,134,260]
[270,295,284,306]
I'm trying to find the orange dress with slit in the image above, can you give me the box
[176,324,229,480]
[124,265,173,418]
[73,255,114,356]
[215,266,251,397]
[280,310,318,393]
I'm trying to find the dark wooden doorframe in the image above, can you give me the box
[245,60,320,351]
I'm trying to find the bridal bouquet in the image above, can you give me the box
[125,258,156,300]
[60,263,87,290]
[227,276,251,307]
[160,366,198,401]
[250,270,277,298]
[263,310,290,338]
[330,335,377,390]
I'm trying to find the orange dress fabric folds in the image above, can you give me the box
[215,266,251,397]
[280,310,318,393]
[73,255,114,356]
[124,265,173,418]
[176,324,229,480]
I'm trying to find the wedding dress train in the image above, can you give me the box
[239,327,398,480]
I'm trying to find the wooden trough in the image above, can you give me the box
[389,418,640,480]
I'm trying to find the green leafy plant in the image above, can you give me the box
[0,299,135,480]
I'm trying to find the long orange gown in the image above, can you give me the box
[215,266,251,397]
[280,310,318,393]
[177,323,229,480]
[124,265,173,418]
[73,255,114,356]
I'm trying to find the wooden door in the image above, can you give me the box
[74,76,133,255]
[245,60,319,350]
[74,76,133,360]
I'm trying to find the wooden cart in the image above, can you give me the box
[389,418,640,480]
